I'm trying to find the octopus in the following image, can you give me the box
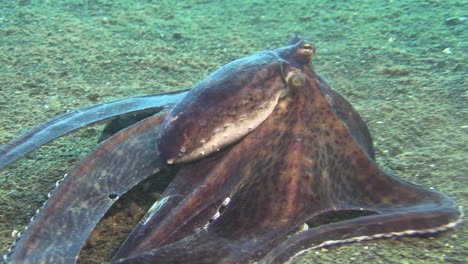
[0,38,462,264]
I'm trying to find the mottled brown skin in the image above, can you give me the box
[3,40,461,264]
[113,41,460,263]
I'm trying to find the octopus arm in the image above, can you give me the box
[259,199,461,264]
[0,89,188,170]
[5,111,169,264]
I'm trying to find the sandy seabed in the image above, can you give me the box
[0,1,466,263]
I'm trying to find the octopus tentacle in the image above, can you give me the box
[260,202,461,264]
[0,90,188,170]
[5,111,169,264]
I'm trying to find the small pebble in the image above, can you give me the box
[8,190,23,199]
[445,16,467,26]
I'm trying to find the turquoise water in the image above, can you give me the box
[0,1,466,263]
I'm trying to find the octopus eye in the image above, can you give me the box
[300,43,316,56]
[286,71,306,89]
[302,43,315,51]
[296,42,316,63]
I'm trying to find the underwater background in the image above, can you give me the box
[0,0,466,263]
